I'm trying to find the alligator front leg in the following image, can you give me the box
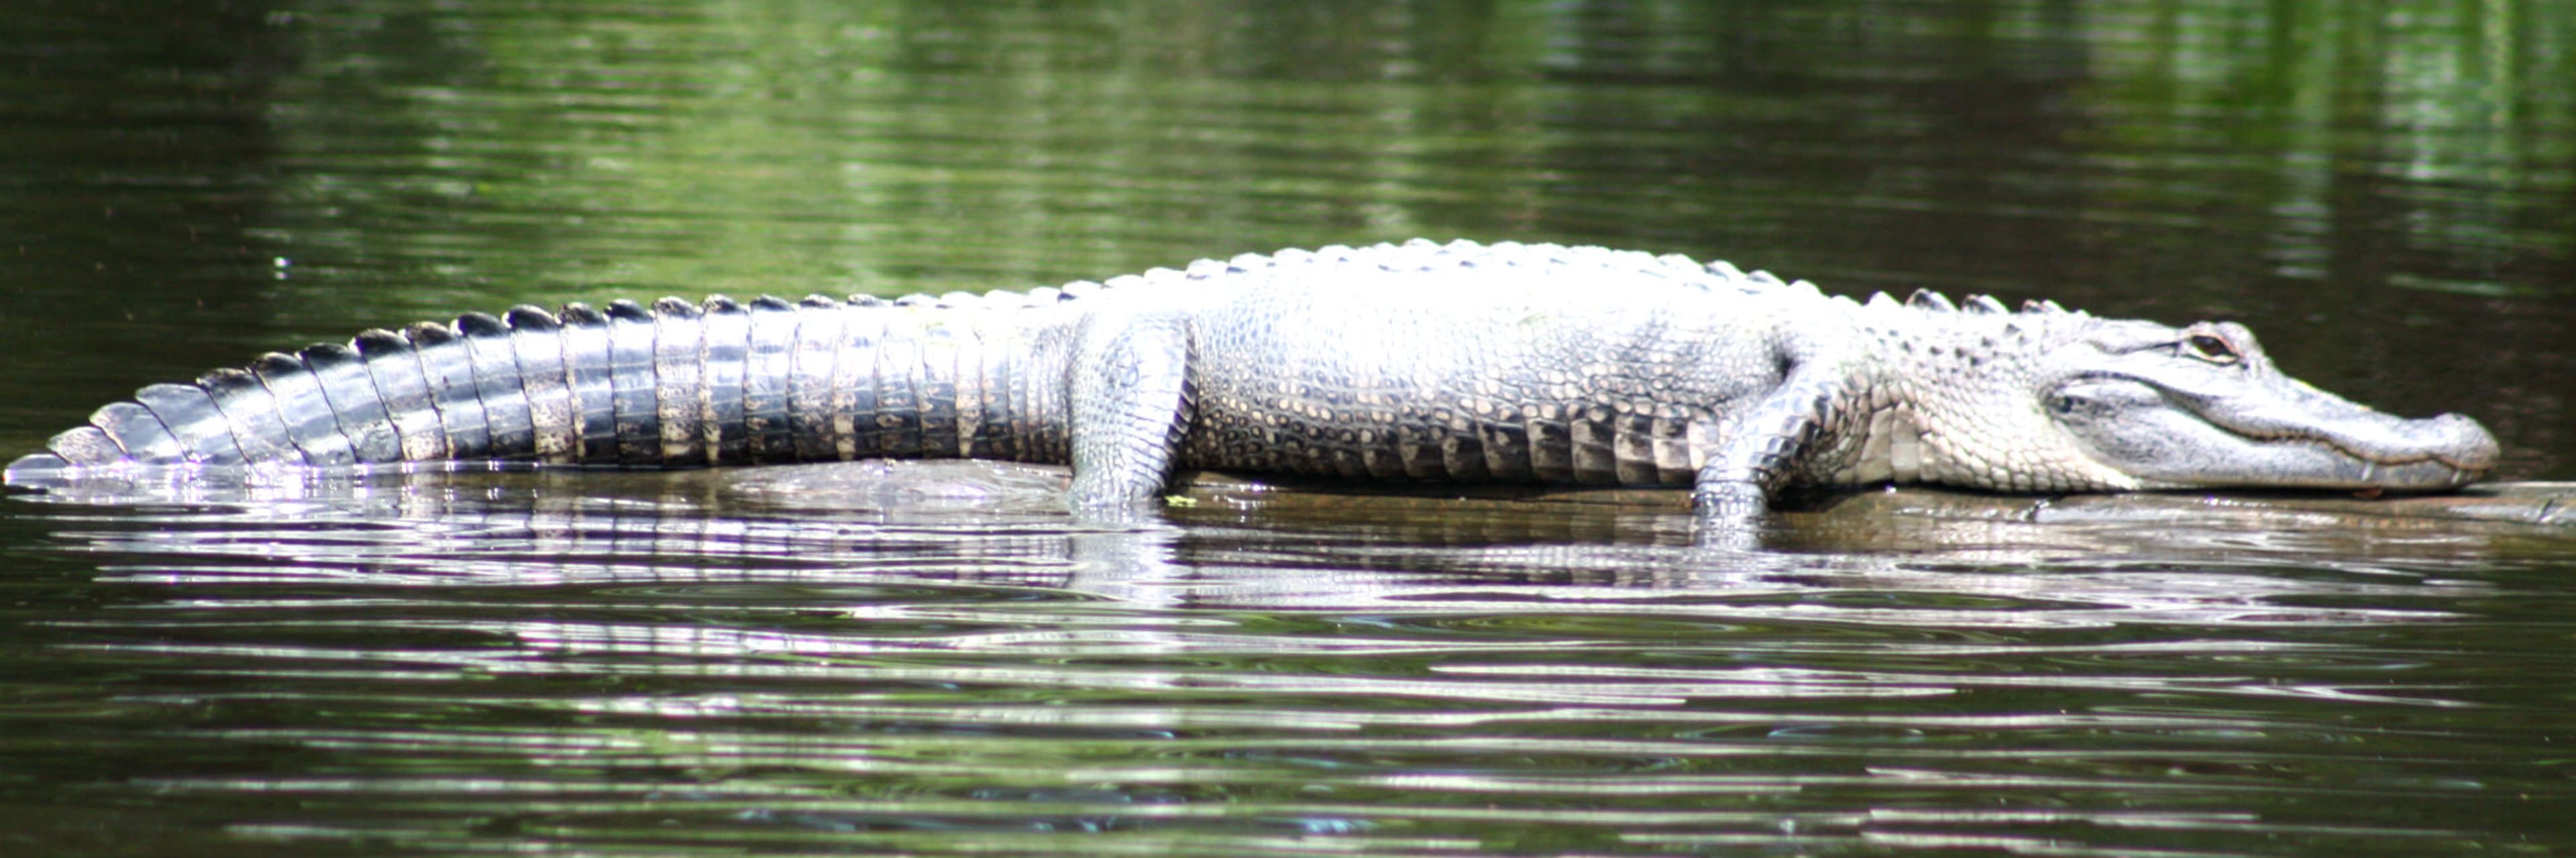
[1065,310,1195,506]
[1690,358,1851,529]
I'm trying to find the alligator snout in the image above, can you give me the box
[2265,409,2498,491]
[2369,412,2500,487]
[2422,413,2501,471]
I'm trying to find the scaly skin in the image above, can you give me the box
[5,239,2502,528]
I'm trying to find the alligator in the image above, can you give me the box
[2,239,2501,525]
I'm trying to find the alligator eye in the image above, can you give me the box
[2184,333,2240,364]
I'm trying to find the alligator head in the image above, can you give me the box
[1857,290,2500,494]
[1993,315,2499,493]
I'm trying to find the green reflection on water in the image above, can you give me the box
[236,0,2570,315]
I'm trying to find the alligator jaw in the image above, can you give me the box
[2024,314,2500,494]
[2161,417,2496,491]
[2174,358,2502,490]
[2054,374,2500,493]
[2169,407,2498,491]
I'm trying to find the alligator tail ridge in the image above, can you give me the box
[4,294,1071,482]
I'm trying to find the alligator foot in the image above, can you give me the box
[1690,481,1770,549]
[1690,480,1767,518]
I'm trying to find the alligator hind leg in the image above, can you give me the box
[1066,310,1194,506]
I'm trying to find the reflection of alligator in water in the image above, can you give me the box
[21,459,2572,623]
[3,240,2500,524]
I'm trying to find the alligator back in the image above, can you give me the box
[6,293,1081,480]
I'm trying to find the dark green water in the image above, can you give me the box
[3,1,2573,855]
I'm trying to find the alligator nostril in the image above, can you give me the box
[2428,413,2502,470]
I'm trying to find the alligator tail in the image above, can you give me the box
[5,294,1071,482]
